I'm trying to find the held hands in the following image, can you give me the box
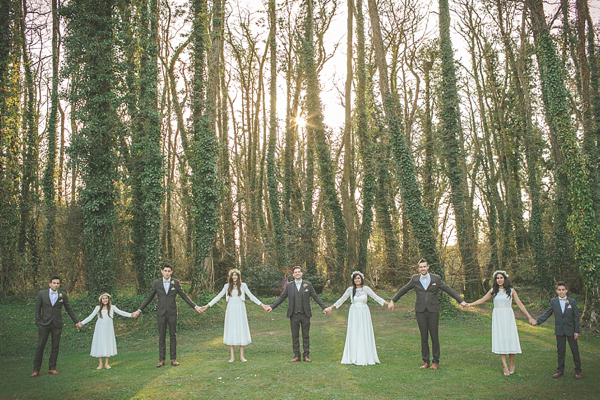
[131,310,140,319]
[529,318,537,326]
[198,305,209,313]
[323,307,332,314]
[387,301,395,311]
[194,305,202,314]
[460,301,468,308]
[261,304,272,312]
[76,322,83,329]
[574,333,579,340]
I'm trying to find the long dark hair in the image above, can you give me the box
[491,271,512,298]
[227,269,242,297]
[352,272,364,299]
[98,293,113,319]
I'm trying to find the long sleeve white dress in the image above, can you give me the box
[333,286,386,365]
[81,305,132,357]
[208,282,262,346]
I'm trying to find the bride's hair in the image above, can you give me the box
[227,269,242,297]
[351,272,364,299]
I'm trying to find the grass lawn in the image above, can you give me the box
[1,290,598,399]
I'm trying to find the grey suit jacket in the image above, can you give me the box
[271,281,326,318]
[139,278,197,316]
[391,273,464,313]
[536,297,580,336]
[35,289,79,328]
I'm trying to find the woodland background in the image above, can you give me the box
[1,0,599,330]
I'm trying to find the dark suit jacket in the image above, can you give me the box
[391,273,464,313]
[271,281,326,318]
[536,297,580,336]
[139,278,197,316]
[35,289,79,328]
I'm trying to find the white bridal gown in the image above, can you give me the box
[81,305,132,357]
[491,289,522,354]
[333,286,386,365]
[209,282,262,346]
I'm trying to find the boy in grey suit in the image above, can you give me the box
[31,276,82,377]
[534,281,582,379]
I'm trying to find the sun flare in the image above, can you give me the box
[295,116,307,128]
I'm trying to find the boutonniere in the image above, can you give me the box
[59,293,63,298]
[303,283,308,288]
[566,299,570,305]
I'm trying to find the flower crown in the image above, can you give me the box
[492,270,508,279]
[351,271,364,279]
[228,268,241,277]
[98,292,112,302]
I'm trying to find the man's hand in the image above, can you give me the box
[131,310,140,318]
[195,305,202,313]
[460,301,468,308]
[261,304,271,312]
[529,318,537,326]
[76,322,83,329]
[574,333,579,340]
[388,301,395,311]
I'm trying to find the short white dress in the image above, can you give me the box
[208,282,262,346]
[491,289,522,354]
[81,305,132,357]
[333,286,386,365]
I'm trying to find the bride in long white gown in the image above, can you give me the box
[325,271,388,365]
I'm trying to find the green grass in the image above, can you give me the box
[1,290,598,399]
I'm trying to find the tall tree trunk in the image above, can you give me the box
[367,0,441,274]
[267,0,286,268]
[438,0,481,297]
[131,0,164,293]
[303,0,347,279]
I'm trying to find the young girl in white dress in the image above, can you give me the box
[467,271,536,376]
[200,269,269,362]
[80,293,134,370]
[325,271,388,365]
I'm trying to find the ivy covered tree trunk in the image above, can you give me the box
[190,0,220,291]
[0,0,21,295]
[355,0,376,275]
[526,0,600,329]
[19,0,40,281]
[131,0,164,293]
[63,0,118,294]
[42,0,59,267]
[438,0,481,298]
[367,0,441,274]
[267,0,286,268]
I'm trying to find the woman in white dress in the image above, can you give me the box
[200,269,269,362]
[467,271,536,376]
[325,271,388,365]
[80,293,133,370]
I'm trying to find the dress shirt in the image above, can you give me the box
[50,289,58,306]
[420,274,431,290]
[295,280,302,291]
[559,297,567,313]
[163,279,171,294]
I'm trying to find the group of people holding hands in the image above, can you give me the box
[31,259,583,380]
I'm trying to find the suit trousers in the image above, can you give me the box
[290,312,310,357]
[33,324,62,371]
[556,334,581,373]
[157,312,178,361]
[416,309,440,364]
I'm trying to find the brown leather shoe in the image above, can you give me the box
[48,370,59,375]
[289,357,301,363]
[303,357,311,362]
[156,360,165,368]
[171,360,180,366]
[30,371,39,377]
[575,372,582,379]
[419,363,430,369]
[553,371,564,378]
[430,363,439,370]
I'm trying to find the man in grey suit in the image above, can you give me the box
[388,258,467,370]
[267,266,330,362]
[132,263,201,367]
[31,276,82,377]
[534,281,582,379]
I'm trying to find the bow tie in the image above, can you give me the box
[164,281,170,284]
[559,298,567,302]
[51,291,58,295]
